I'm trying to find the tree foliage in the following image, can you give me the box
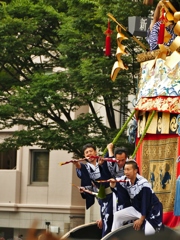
[0,0,152,156]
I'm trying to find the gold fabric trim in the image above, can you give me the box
[142,137,178,212]
[137,49,171,62]
[137,110,180,136]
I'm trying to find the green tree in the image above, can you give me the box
[0,0,152,156]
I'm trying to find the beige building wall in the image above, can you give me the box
[0,139,86,237]
[0,100,125,238]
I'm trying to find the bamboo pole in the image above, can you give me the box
[103,109,136,156]
[131,110,156,159]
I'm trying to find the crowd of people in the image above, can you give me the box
[73,142,163,238]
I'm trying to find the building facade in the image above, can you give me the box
[0,96,135,239]
[0,125,87,238]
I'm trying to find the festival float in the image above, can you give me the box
[106,0,180,238]
[61,0,180,239]
[130,0,180,230]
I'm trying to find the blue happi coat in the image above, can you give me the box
[116,174,163,231]
[76,161,131,237]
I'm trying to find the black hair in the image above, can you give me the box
[114,147,128,158]
[82,143,96,153]
[125,160,138,170]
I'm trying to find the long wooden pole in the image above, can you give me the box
[107,13,149,51]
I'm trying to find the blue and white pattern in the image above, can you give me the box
[137,58,180,101]
[107,161,124,178]
[146,21,176,51]
[85,162,101,181]
[76,162,114,237]
[123,175,153,199]
[116,174,163,231]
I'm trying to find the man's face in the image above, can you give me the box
[116,153,126,169]
[124,164,137,180]
[84,147,97,163]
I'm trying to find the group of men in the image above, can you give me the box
[73,143,163,238]
[72,0,180,238]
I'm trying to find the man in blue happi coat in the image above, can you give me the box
[110,160,163,235]
[74,143,131,237]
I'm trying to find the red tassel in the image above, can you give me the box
[157,8,166,44]
[105,35,111,56]
[104,19,113,56]
[158,23,165,44]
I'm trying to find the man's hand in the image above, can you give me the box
[107,143,114,157]
[109,178,116,188]
[96,219,103,229]
[72,160,81,169]
[98,156,104,165]
[79,187,85,193]
[133,218,144,231]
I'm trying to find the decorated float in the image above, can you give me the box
[105,0,180,235]
[101,52,180,239]
[133,1,180,229]
[61,0,180,238]
[107,0,180,230]
[135,49,180,228]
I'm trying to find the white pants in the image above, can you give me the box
[111,206,156,235]
[112,192,117,214]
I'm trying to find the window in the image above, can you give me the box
[31,150,49,184]
[0,149,16,169]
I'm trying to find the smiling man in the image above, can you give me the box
[73,143,115,238]
[110,160,163,235]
